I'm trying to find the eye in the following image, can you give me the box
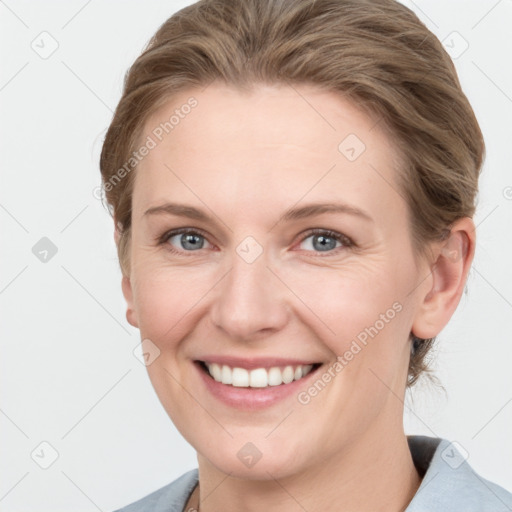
[297,229,353,254]
[160,228,213,253]
[157,227,353,255]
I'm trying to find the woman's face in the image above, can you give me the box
[123,82,434,478]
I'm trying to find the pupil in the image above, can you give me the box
[182,234,203,250]
[313,235,336,252]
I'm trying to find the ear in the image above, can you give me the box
[121,275,139,328]
[114,221,122,245]
[411,217,476,339]
[115,222,139,328]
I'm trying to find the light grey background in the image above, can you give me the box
[1,1,511,510]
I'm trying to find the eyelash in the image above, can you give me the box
[157,227,355,256]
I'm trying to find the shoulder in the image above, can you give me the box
[407,436,512,511]
[113,469,199,512]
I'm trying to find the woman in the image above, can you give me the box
[100,0,512,510]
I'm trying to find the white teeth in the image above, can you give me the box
[210,363,222,382]
[268,367,282,386]
[282,365,294,384]
[221,364,232,384]
[232,367,249,387]
[205,362,315,388]
[249,368,268,388]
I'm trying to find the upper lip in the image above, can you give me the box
[197,356,322,370]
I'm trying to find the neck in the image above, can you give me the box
[192,428,422,512]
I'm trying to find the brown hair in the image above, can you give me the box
[100,0,485,387]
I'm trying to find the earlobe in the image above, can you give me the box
[121,275,139,328]
[411,217,475,340]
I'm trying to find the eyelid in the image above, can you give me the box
[158,227,213,249]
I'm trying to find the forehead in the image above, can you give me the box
[141,82,389,158]
[133,82,405,222]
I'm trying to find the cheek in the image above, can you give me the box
[279,260,413,390]
[281,261,402,337]
[131,263,215,347]
[130,265,214,429]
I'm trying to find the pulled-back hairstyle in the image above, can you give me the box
[100,0,485,387]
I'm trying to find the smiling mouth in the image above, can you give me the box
[196,361,322,388]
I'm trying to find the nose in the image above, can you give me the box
[209,248,289,341]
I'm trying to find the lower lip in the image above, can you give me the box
[194,361,322,410]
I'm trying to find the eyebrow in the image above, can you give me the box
[143,201,373,224]
[280,203,373,223]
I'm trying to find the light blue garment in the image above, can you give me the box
[114,436,512,511]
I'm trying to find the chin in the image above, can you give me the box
[196,436,311,481]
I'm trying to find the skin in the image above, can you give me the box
[120,82,475,512]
